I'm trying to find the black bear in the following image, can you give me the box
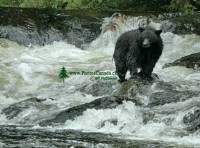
[113,26,163,82]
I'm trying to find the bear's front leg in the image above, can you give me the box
[140,60,156,80]
[129,62,140,79]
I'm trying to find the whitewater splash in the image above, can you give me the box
[0,14,200,147]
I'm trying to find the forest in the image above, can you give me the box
[0,0,199,13]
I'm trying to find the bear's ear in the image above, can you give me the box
[139,27,144,32]
[155,30,162,35]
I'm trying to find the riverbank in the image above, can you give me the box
[0,7,200,48]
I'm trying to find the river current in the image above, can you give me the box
[0,14,200,147]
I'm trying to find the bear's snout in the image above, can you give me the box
[142,38,150,48]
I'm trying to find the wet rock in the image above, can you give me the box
[80,77,154,104]
[117,79,200,107]
[114,77,153,97]
[157,13,200,35]
[100,119,118,127]
[79,80,119,97]
[183,109,200,132]
[39,96,132,126]
[148,90,199,107]
[0,25,63,47]
[158,13,182,21]
[163,52,200,70]
[115,78,197,107]
[1,78,150,126]
[0,7,101,48]
[169,13,200,35]
[4,78,199,126]
[161,20,176,33]
[0,125,183,148]
[142,110,155,124]
[40,77,200,126]
[148,81,200,107]
[1,97,54,120]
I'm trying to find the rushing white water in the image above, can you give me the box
[0,14,200,146]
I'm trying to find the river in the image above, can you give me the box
[0,8,200,147]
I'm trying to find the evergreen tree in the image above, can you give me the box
[58,66,69,84]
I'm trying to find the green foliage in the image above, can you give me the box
[63,0,82,9]
[19,0,46,7]
[0,0,20,6]
[0,0,170,11]
[0,0,66,8]
[168,0,197,14]
[183,4,196,14]
[58,66,69,84]
[0,0,198,12]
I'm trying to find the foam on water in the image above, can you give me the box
[62,99,200,146]
[64,101,143,133]
[0,14,200,146]
[61,103,200,147]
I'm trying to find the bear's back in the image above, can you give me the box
[117,29,141,43]
[115,29,141,51]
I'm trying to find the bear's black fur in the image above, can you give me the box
[113,26,163,82]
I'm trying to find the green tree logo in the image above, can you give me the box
[58,66,69,84]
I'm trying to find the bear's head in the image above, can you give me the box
[139,26,162,48]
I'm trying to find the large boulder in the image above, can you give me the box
[1,97,56,124]
[163,52,200,70]
[0,7,101,48]
[157,13,200,35]
[169,13,200,35]
[183,109,200,132]
[39,96,133,126]
[39,78,200,126]
[2,77,200,127]
[79,80,119,97]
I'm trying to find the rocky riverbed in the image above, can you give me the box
[0,7,200,148]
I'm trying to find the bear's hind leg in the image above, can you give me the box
[115,61,127,83]
[126,55,139,79]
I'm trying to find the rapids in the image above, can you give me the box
[0,12,200,147]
